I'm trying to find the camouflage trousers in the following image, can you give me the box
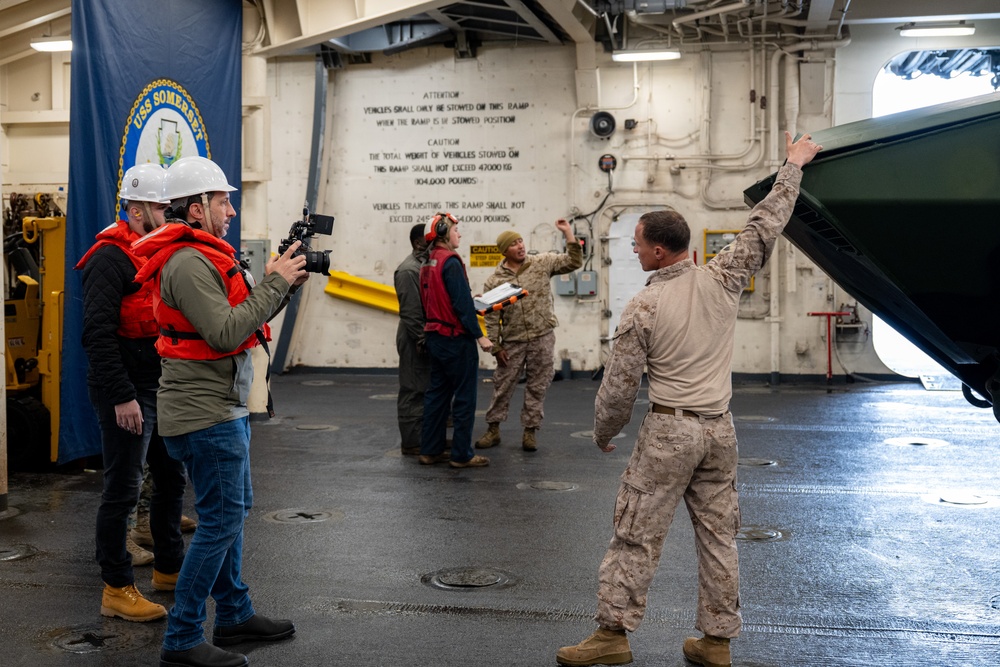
[596,409,742,638]
[484,330,555,429]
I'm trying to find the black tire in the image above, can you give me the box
[6,394,52,472]
[962,383,992,409]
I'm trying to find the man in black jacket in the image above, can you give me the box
[77,164,187,622]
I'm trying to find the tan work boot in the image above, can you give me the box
[101,583,167,622]
[152,569,179,591]
[682,635,731,667]
[130,512,153,547]
[475,423,501,448]
[449,455,490,468]
[556,627,632,666]
[522,427,537,451]
[180,514,198,533]
[126,535,154,566]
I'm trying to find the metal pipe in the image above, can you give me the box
[672,0,751,27]
[271,55,328,374]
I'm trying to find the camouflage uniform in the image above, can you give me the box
[394,248,430,451]
[592,163,803,638]
[482,242,582,428]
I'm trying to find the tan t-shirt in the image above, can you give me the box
[593,163,803,445]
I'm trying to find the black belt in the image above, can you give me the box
[650,403,724,423]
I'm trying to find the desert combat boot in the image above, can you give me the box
[101,583,167,622]
[522,427,537,451]
[475,422,501,448]
[556,627,632,666]
[682,635,731,667]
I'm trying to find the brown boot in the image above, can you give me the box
[475,423,501,448]
[130,512,153,547]
[126,535,154,566]
[682,635,731,667]
[152,569,179,591]
[522,427,537,451]
[418,452,451,465]
[100,583,167,622]
[180,514,198,533]
[556,627,632,666]
[449,455,490,468]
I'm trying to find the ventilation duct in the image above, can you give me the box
[595,0,687,14]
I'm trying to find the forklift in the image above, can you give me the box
[4,192,64,471]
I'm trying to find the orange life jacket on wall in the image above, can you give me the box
[132,223,270,360]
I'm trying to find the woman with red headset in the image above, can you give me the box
[417,213,494,468]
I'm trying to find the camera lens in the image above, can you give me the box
[304,250,331,274]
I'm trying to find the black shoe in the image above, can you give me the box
[160,642,248,667]
[213,614,295,646]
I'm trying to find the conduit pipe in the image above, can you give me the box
[672,0,752,28]
[569,62,640,205]
[767,30,851,165]
[765,29,850,385]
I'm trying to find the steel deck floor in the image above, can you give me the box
[2,372,999,666]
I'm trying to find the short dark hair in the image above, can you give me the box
[637,210,690,253]
[167,192,219,222]
[409,222,426,244]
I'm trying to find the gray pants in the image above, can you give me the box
[596,410,742,638]
[397,332,430,450]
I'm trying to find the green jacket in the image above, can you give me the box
[157,247,291,436]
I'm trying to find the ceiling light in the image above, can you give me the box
[896,22,976,38]
[611,49,681,62]
[30,36,73,52]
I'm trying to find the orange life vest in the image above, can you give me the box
[75,220,159,339]
[132,223,270,360]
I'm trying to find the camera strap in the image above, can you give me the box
[254,329,275,418]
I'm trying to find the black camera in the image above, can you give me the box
[278,206,334,274]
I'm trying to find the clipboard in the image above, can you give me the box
[474,282,528,315]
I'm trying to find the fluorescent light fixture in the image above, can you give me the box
[30,36,73,52]
[612,49,681,62]
[896,21,975,38]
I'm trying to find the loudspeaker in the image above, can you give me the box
[590,111,616,139]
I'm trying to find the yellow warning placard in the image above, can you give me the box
[470,244,502,268]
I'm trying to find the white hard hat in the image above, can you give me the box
[163,156,238,201]
[118,163,169,204]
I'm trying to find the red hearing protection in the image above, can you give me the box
[431,212,458,238]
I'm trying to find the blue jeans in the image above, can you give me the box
[92,385,185,587]
[162,418,255,651]
[421,333,479,463]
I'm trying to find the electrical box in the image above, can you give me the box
[555,273,576,296]
[577,270,597,296]
[241,238,270,286]
[703,230,754,292]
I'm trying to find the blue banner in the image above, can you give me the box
[62,0,243,463]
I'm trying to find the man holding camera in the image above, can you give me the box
[475,219,582,451]
[132,156,307,667]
